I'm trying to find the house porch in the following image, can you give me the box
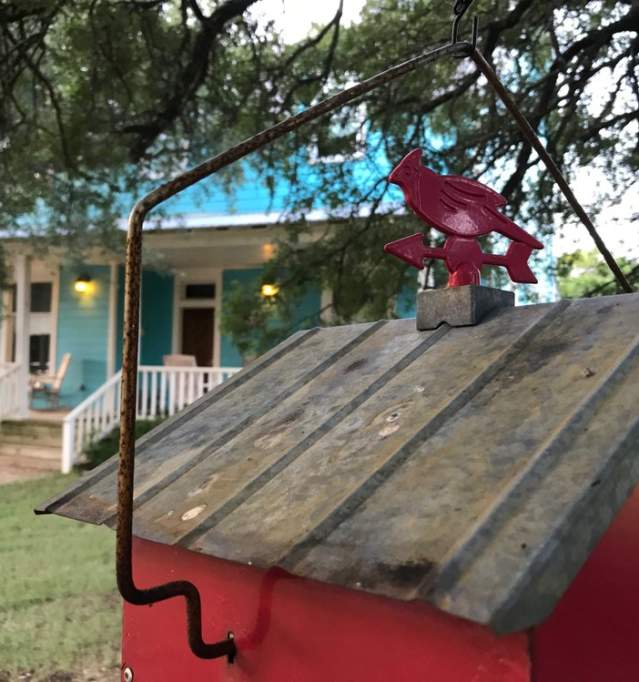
[0,225,324,473]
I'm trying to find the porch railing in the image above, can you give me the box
[61,365,241,473]
[0,363,21,420]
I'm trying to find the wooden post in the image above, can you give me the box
[61,417,74,474]
[0,287,9,364]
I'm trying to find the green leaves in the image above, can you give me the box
[2,0,637,343]
[557,249,639,298]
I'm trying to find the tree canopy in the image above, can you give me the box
[1,0,638,353]
[557,248,639,298]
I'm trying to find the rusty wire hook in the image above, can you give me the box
[116,38,470,664]
[452,0,479,47]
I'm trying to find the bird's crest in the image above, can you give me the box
[403,148,422,166]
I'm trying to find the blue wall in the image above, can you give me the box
[220,267,322,366]
[220,268,262,367]
[115,266,174,370]
[56,265,110,406]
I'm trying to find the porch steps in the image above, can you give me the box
[0,419,61,474]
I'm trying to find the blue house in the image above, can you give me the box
[0,150,556,474]
[1,148,399,473]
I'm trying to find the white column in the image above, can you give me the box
[0,288,8,364]
[320,287,333,325]
[106,261,118,378]
[213,269,222,367]
[48,263,60,374]
[171,274,181,354]
[14,254,31,418]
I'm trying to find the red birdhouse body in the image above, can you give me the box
[123,483,639,681]
[385,149,543,286]
[39,294,639,682]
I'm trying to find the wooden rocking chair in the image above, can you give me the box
[30,353,71,409]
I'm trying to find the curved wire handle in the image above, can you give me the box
[117,0,631,664]
[117,38,471,662]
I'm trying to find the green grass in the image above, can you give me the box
[0,474,119,676]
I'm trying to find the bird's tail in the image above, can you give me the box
[487,207,544,250]
[504,242,537,284]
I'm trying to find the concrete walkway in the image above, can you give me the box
[0,453,57,485]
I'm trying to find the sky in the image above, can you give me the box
[250,0,367,42]
[252,0,638,263]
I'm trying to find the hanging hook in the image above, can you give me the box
[451,0,478,47]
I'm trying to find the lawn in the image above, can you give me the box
[0,474,120,680]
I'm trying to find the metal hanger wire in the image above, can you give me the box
[116,0,632,663]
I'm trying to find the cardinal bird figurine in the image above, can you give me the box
[385,149,543,287]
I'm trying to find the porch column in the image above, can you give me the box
[14,253,31,418]
[106,261,118,378]
[0,288,8,363]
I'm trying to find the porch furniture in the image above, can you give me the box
[161,354,199,419]
[30,352,71,409]
[162,354,197,367]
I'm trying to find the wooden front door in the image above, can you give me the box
[181,308,214,366]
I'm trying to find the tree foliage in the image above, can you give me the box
[1,0,267,237]
[229,0,639,351]
[557,248,639,298]
[1,0,638,351]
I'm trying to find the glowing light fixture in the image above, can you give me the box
[261,283,279,298]
[74,274,92,294]
[262,243,275,259]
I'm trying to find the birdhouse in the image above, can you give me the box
[37,284,639,681]
[29,0,639,672]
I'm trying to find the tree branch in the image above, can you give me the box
[120,0,261,160]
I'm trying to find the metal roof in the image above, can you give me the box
[38,293,639,633]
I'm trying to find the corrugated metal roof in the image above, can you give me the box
[38,293,639,633]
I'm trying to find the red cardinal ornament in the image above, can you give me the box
[385,149,543,287]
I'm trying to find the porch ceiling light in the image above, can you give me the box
[74,274,92,294]
[261,283,279,298]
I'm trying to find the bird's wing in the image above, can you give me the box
[442,175,507,208]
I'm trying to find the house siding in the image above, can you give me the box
[56,264,110,406]
[220,268,262,367]
[220,267,322,367]
[116,266,174,370]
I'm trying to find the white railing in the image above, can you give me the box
[135,366,240,419]
[0,363,21,420]
[61,365,241,474]
[62,370,122,474]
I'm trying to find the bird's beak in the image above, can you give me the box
[388,166,402,187]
